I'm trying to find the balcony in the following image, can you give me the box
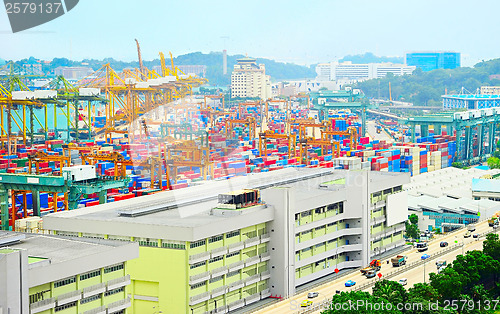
[189,291,211,306]
[189,251,210,265]
[82,282,106,298]
[211,285,228,298]
[260,288,271,299]
[371,215,386,225]
[244,255,260,267]
[260,271,271,281]
[244,237,260,248]
[106,297,131,313]
[244,293,261,305]
[260,233,270,243]
[228,299,245,311]
[211,266,228,278]
[260,252,270,262]
[56,290,81,306]
[189,271,210,285]
[83,305,106,314]
[227,260,244,272]
[30,297,56,314]
[244,274,261,286]
[227,241,244,254]
[228,280,244,292]
[107,275,130,291]
[211,246,228,259]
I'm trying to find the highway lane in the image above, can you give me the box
[254,220,492,314]
[366,120,393,143]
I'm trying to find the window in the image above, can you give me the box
[226,251,240,259]
[80,270,101,281]
[339,202,344,214]
[301,210,312,217]
[80,294,101,304]
[209,275,223,283]
[54,276,76,288]
[315,207,324,214]
[138,238,158,247]
[190,261,206,269]
[315,243,324,248]
[29,289,50,304]
[104,263,124,274]
[394,186,402,192]
[209,235,223,243]
[384,188,392,195]
[315,226,325,231]
[190,240,205,249]
[105,287,124,297]
[55,301,77,312]
[190,281,206,290]
[227,270,240,278]
[209,256,223,263]
[162,241,186,249]
[226,230,240,238]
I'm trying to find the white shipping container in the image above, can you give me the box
[79,88,100,96]
[34,90,57,99]
[62,165,97,182]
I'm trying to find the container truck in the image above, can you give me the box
[391,255,407,267]
[360,259,382,274]
[488,217,499,227]
[416,242,428,252]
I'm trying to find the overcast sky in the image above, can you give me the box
[1,0,498,66]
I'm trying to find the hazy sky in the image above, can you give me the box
[1,0,499,66]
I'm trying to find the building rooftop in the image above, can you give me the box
[44,168,406,241]
[472,178,500,193]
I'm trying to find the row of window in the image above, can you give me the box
[209,256,223,264]
[296,202,344,220]
[162,242,186,250]
[53,287,123,311]
[29,289,50,304]
[104,263,124,274]
[80,270,101,281]
[209,275,223,284]
[296,220,346,238]
[54,277,76,288]
[209,235,223,243]
[298,236,345,255]
[190,228,264,249]
[81,293,101,305]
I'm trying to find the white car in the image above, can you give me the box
[399,278,408,286]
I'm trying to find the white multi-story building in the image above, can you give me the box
[44,168,409,313]
[316,61,416,82]
[231,57,271,100]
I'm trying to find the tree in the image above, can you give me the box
[487,157,500,169]
[372,279,407,305]
[408,283,440,303]
[430,267,465,301]
[409,213,419,225]
[405,222,420,240]
[483,233,500,261]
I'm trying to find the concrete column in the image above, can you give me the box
[456,127,463,161]
[0,189,8,230]
[421,124,429,137]
[477,124,483,158]
[411,125,416,143]
[464,126,471,161]
[434,124,441,136]
[32,190,40,217]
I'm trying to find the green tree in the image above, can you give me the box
[430,267,465,301]
[483,233,500,261]
[408,282,440,303]
[405,221,420,239]
[487,157,500,169]
[409,213,419,225]
[372,279,407,305]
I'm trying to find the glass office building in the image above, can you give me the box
[405,52,460,71]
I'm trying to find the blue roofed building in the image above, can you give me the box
[405,52,460,72]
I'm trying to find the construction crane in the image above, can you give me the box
[135,39,147,80]
[298,138,340,164]
[320,126,358,151]
[225,116,256,140]
[28,151,71,175]
[258,130,296,158]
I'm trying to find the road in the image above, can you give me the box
[254,220,493,314]
[366,120,393,143]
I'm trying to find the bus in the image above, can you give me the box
[416,242,428,252]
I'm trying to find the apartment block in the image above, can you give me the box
[43,168,409,313]
[0,231,138,314]
[231,57,271,100]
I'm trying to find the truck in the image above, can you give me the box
[360,259,381,274]
[467,224,476,232]
[416,242,428,252]
[436,260,447,268]
[391,255,407,267]
[488,217,499,227]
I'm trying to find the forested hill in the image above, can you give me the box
[355,58,500,106]
[13,52,317,86]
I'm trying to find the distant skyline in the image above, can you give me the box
[1,0,499,67]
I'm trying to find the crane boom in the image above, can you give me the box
[135,39,145,78]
